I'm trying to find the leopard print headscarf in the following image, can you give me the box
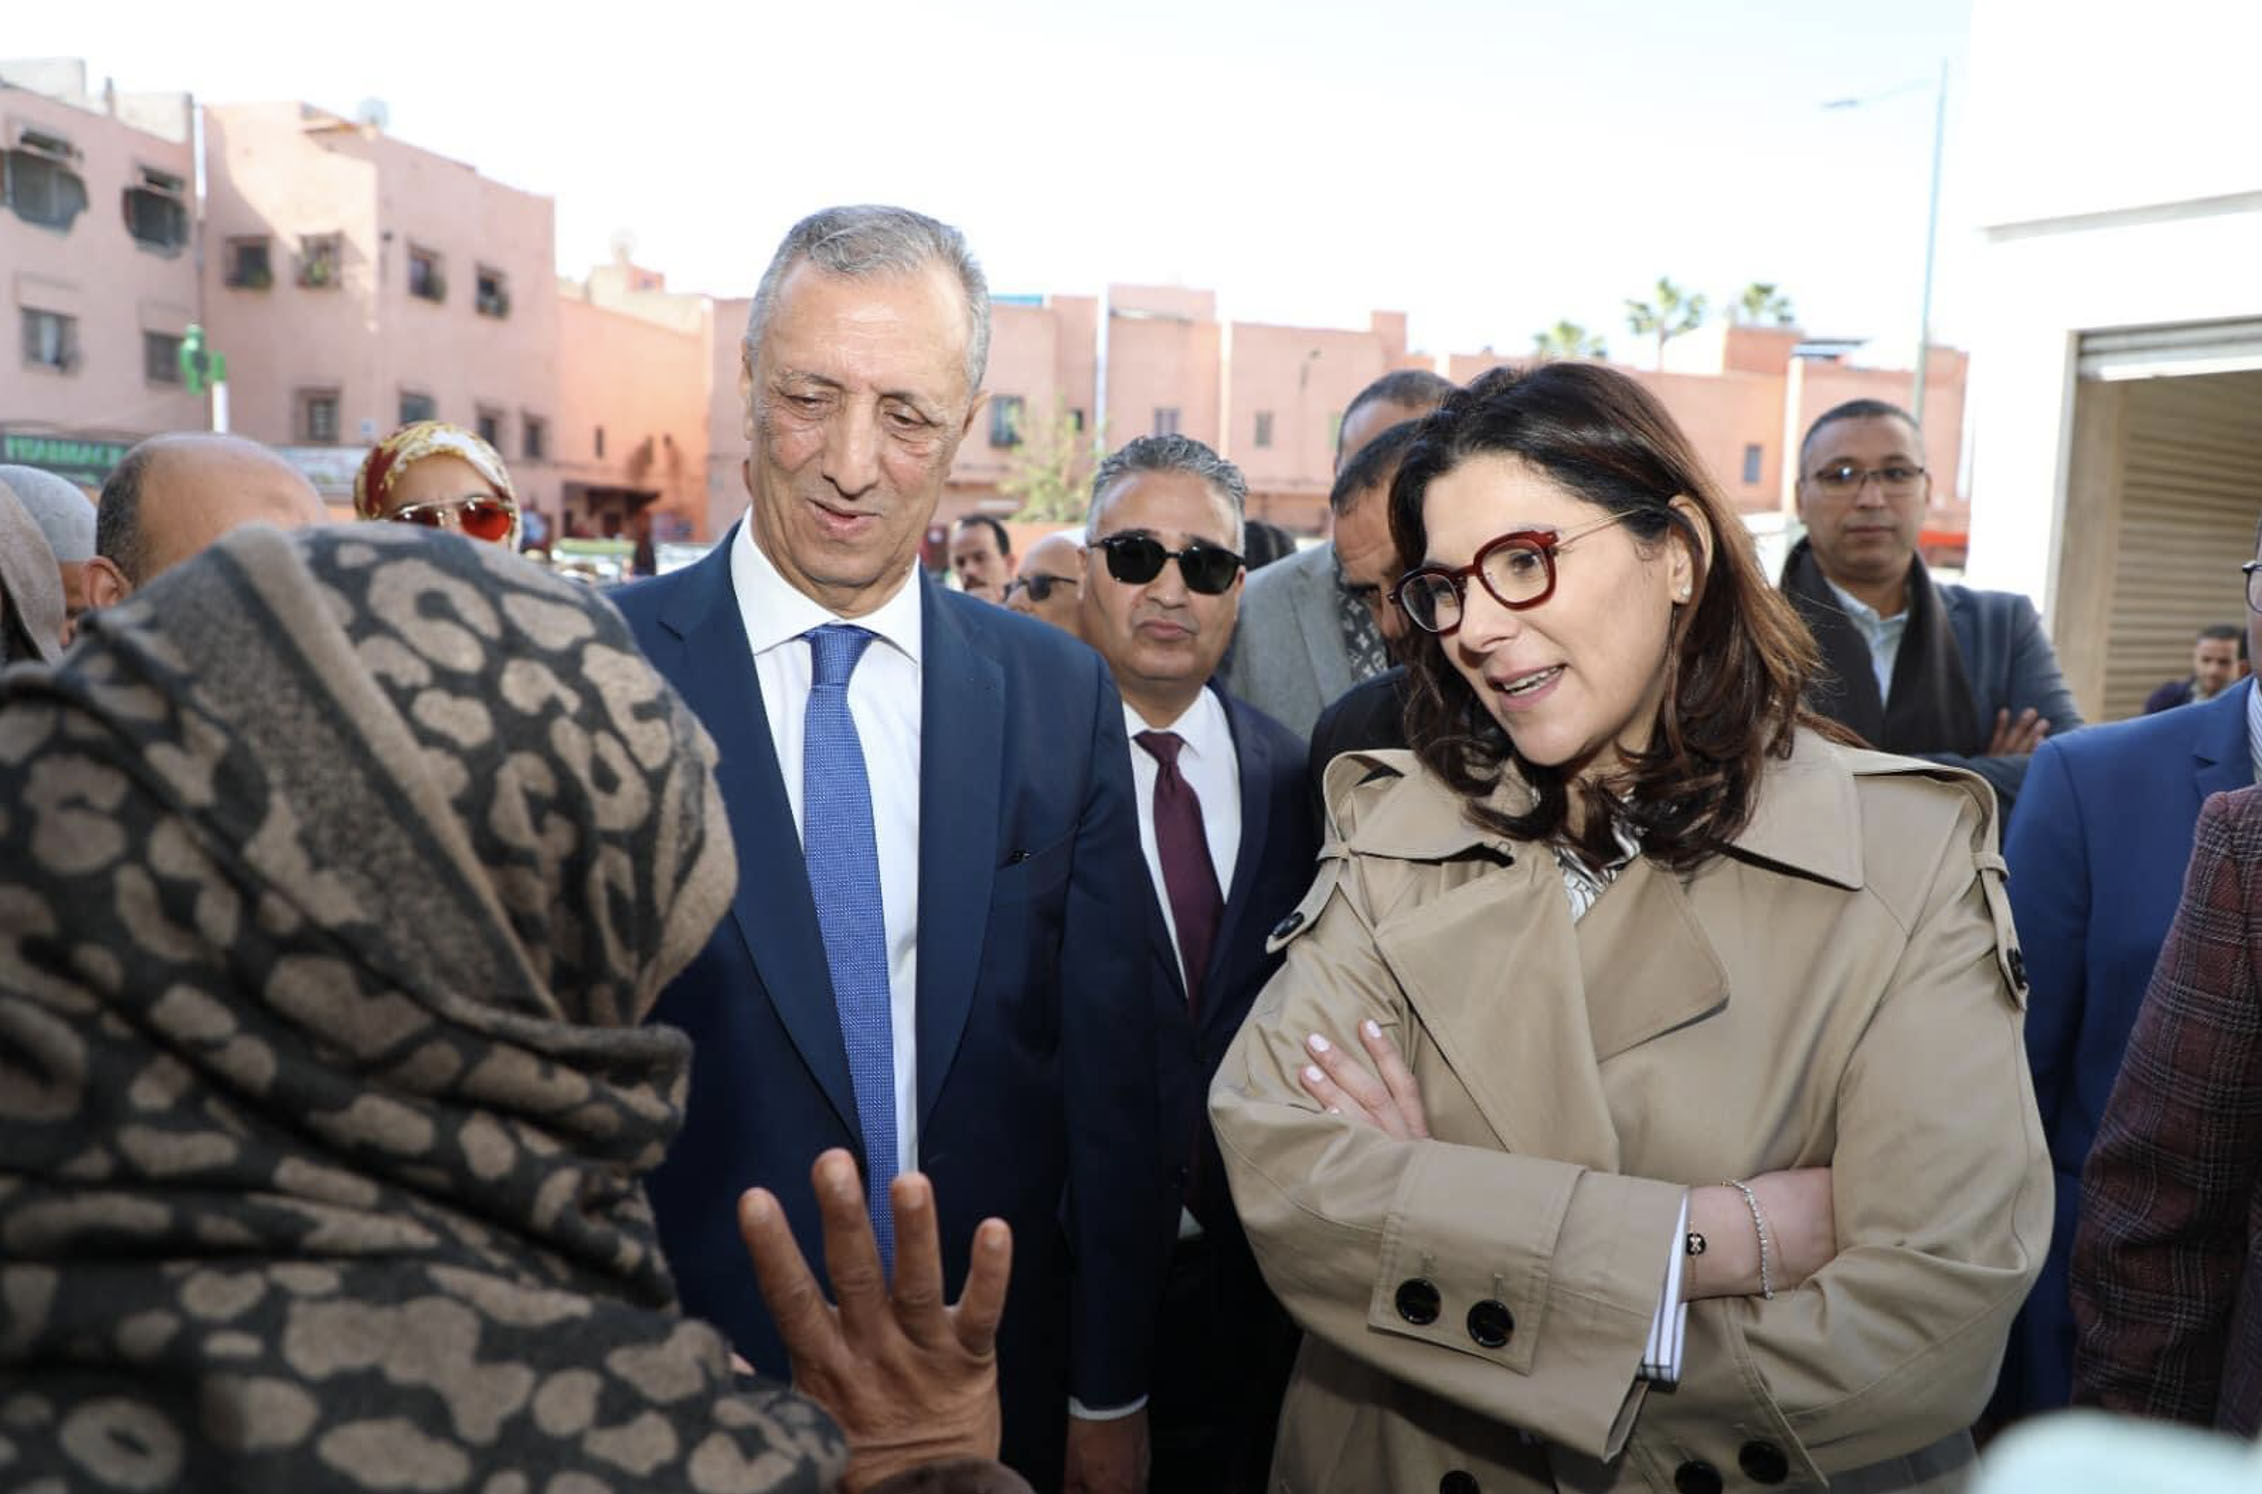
[0,525,847,1491]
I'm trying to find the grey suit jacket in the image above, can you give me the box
[1934,582,2085,810]
[1222,543,1353,741]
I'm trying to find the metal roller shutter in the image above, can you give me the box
[2100,370,2262,720]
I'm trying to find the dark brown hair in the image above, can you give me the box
[1389,361,1845,871]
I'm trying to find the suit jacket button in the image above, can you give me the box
[1270,910,1305,942]
[1466,1298,1514,1348]
[1440,1474,1480,1494]
[1394,1277,1441,1325]
[1673,1462,1723,1494]
[1739,1441,1790,1485]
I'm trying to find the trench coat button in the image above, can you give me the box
[1465,1298,1515,1348]
[1673,1461,1723,1494]
[1739,1441,1790,1484]
[1270,910,1306,942]
[2008,947,2029,989]
[1394,1277,1441,1325]
[1440,1474,1480,1494]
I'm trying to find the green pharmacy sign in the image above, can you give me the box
[0,431,132,489]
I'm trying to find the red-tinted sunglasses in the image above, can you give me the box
[387,495,517,545]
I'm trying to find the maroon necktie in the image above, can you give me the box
[1136,729,1223,1017]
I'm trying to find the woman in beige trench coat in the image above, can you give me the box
[1209,363,2051,1494]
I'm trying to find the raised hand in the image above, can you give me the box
[740,1149,1013,1494]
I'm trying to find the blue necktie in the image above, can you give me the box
[801,624,897,1271]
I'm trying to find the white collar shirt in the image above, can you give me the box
[1124,689,1241,993]
[2247,677,2262,785]
[730,515,925,1176]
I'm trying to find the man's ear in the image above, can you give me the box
[83,554,131,611]
[739,347,757,443]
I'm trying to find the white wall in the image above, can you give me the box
[1960,0,2262,607]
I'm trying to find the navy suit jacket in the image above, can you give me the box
[1147,689,1320,1249]
[612,537,1165,1481]
[1996,678,2254,1417]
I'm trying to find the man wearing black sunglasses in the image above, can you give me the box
[1004,530,1086,639]
[1078,434,1317,1494]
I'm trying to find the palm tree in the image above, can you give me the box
[1624,277,1708,368]
[1531,320,1608,360]
[1733,282,1797,327]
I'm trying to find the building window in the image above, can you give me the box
[593,425,605,459]
[298,233,343,289]
[1154,407,1181,438]
[297,388,341,445]
[2,140,88,231]
[225,237,273,290]
[522,415,547,462]
[1069,408,1086,433]
[408,247,445,303]
[476,408,504,450]
[122,169,189,254]
[1742,443,1764,484]
[1253,411,1275,448]
[143,331,183,385]
[989,394,1026,448]
[21,309,79,372]
[474,266,509,318]
[1326,411,1343,450]
[399,391,437,426]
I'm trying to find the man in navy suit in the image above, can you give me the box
[1075,435,1319,1492]
[612,206,1165,1494]
[1994,522,2262,1421]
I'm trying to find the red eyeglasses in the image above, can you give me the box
[387,495,517,545]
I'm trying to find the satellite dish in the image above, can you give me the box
[355,98,390,131]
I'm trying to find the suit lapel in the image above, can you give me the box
[1294,550,1356,705]
[1201,693,1269,1040]
[914,582,1004,1127]
[658,536,860,1141]
[2195,679,2257,800]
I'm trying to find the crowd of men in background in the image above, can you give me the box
[4,199,2262,1491]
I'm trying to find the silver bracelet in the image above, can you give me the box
[1723,1179,1775,1300]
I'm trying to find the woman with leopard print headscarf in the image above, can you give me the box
[0,524,1019,1493]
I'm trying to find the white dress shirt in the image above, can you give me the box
[1125,689,1241,1249]
[2247,678,2262,784]
[1124,688,1242,991]
[1826,578,1909,700]
[730,518,924,1177]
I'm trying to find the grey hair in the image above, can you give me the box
[743,205,991,394]
[1086,434,1248,552]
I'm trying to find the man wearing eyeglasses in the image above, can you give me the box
[1222,369,1454,740]
[1779,397,2081,814]
[1078,435,1317,1494]
[611,206,1166,1494]
[1992,518,2262,1426]
[1005,529,1086,639]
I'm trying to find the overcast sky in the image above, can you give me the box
[18,0,1978,364]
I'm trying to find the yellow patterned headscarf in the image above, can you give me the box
[353,420,521,548]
